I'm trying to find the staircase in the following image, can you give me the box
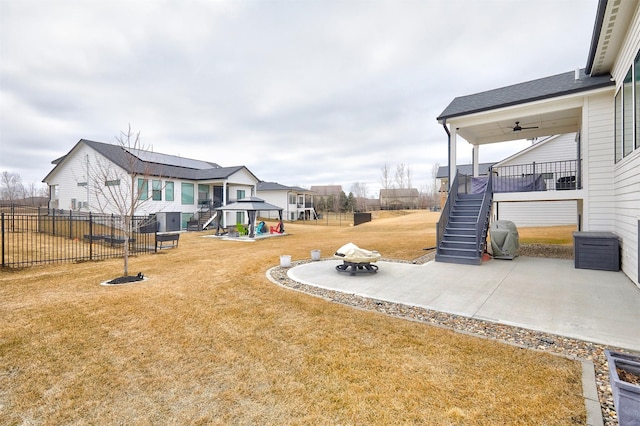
[436,173,492,265]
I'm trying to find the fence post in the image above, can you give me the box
[69,210,73,239]
[532,162,536,187]
[89,212,93,260]
[1,213,4,268]
[111,214,115,247]
[52,208,56,236]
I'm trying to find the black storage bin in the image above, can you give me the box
[573,232,620,271]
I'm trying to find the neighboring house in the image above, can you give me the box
[310,185,343,211]
[435,0,639,288]
[355,197,380,212]
[256,181,316,221]
[379,188,420,210]
[43,139,260,231]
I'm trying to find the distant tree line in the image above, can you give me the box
[313,191,357,214]
[0,171,48,205]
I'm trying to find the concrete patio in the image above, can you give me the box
[288,256,640,352]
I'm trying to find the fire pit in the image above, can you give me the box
[334,243,381,276]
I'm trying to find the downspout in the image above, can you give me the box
[442,119,451,191]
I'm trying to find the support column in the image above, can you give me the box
[449,129,457,189]
[222,182,227,228]
[472,145,479,177]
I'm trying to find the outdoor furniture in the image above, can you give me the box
[236,223,248,236]
[334,242,381,276]
[155,233,180,250]
[256,221,267,234]
[573,232,620,271]
[270,222,284,234]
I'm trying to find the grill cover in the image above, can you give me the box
[490,220,519,259]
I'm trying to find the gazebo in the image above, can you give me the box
[215,197,284,238]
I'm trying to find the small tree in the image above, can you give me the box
[86,125,155,278]
[338,191,348,213]
[346,192,356,212]
[380,164,392,191]
[350,182,368,212]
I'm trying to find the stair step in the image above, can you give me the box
[440,241,477,250]
[443,234,476,242]
[437,246,480,257]
[435,253,483,265]
[449,215,477,222]
[457,193,484,199]
[447,222,476,229]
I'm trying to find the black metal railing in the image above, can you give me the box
[491,160,580,192]
[476,172,493,255]
[1,206,157,268]
[437,173,459,250]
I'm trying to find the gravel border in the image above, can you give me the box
[267,248,632,426]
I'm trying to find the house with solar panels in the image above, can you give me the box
[43,139,260,231]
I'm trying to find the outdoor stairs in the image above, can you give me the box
[436,193,488,265]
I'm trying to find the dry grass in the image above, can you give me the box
[0,211,585,424]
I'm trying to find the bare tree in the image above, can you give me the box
[0,171,25,202]
[380,164,392,191]
[86,125,155,278]
[350,182,368,211]
[395,163,406,189]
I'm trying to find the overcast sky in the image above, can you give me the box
[1,0,598,196]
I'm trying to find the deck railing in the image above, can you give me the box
[490,159,581,192]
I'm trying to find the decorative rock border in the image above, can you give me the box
[267,252,627,425]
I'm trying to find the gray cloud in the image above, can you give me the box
[1,0,598,193]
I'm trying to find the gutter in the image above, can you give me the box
[585,0,608,75]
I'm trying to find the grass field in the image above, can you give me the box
[0,211,584,424]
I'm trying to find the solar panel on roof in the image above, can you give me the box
[126,148,218,170]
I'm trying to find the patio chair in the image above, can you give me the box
[270,222,284,234]
[256,221,267,234]
[236,223,248,236]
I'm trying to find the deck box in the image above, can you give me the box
[573,232,620,271]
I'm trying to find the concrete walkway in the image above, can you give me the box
[288,256,640,351]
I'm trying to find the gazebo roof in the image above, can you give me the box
[215,196,283,211]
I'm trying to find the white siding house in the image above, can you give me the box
[256,182,315,221]
[43,139,260,231]
[436,0,640,288]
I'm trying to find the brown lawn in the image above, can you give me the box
[0,211,584,424]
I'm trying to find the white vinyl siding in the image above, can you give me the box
[494,201,577,227]
[583,92,616,232]
[610,5,640,287]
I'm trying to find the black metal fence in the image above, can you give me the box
[0,206,157,268]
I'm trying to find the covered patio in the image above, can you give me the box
[437,69,613,206]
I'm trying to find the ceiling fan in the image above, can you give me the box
[512,121,538,132]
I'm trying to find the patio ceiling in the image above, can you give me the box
[450,97,585,146]
[457,108,582,145]
[438,68,615,147]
